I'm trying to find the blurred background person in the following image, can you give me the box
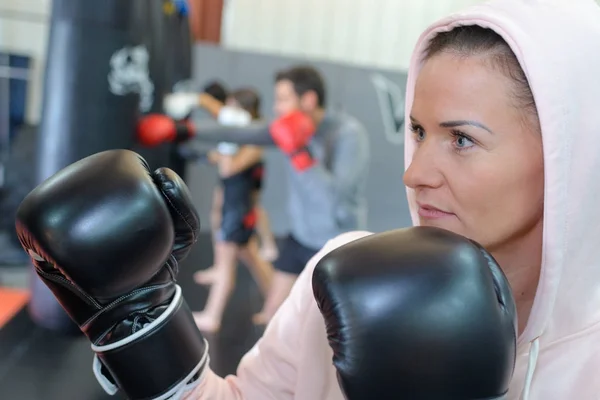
[190,81,278,276]
[252,65,371,324]
[192,87,276,333]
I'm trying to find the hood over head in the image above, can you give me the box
[404,0,600,396]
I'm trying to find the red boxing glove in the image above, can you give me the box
[270,111,316,171]
[137,114,195,147]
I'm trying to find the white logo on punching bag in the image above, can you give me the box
[371,73,406,145]
[108,45,155,112]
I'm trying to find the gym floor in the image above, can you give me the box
[0,233,266,399]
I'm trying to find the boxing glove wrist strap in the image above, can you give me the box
[290,148,315,171]
[91,285,208,400]
[174,121,195,142]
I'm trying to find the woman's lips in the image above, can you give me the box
[417,203,455,219]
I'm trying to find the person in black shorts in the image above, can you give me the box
[193,83,278,269]
[192,88,276,333]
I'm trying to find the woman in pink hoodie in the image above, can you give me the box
[186,0,600,398]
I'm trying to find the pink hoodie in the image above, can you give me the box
[185,0,600,398]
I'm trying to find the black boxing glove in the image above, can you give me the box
[312,226,517,400]
[16,149,206,400]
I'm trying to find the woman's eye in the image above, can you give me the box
[454,134,474,148]
[410,125,426,141]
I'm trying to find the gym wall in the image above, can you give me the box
[0,0,51,125]
[4,0,600,125]
[221,0,487,71]
[0,0,505,126]
[187,43,413,235]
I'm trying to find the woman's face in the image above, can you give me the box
[403,52,544,252]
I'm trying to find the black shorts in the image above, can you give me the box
[219,164,261,245]
[251,161,264,191]
[274,235,320,275]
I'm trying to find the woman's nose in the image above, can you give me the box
[403,143,443,190]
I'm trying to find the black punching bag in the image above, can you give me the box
[130,0,193,178]
[29,0,177,334]
[165,1,193,179]
[129,0,178,171]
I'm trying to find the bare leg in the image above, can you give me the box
[252,270,298,325]
[193,240,238,333]
[210,186,223,243]
[194,186,224,285]
[256,205,279,262]
[238,236,274,297]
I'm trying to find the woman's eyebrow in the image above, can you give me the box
[439,120,494,134]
